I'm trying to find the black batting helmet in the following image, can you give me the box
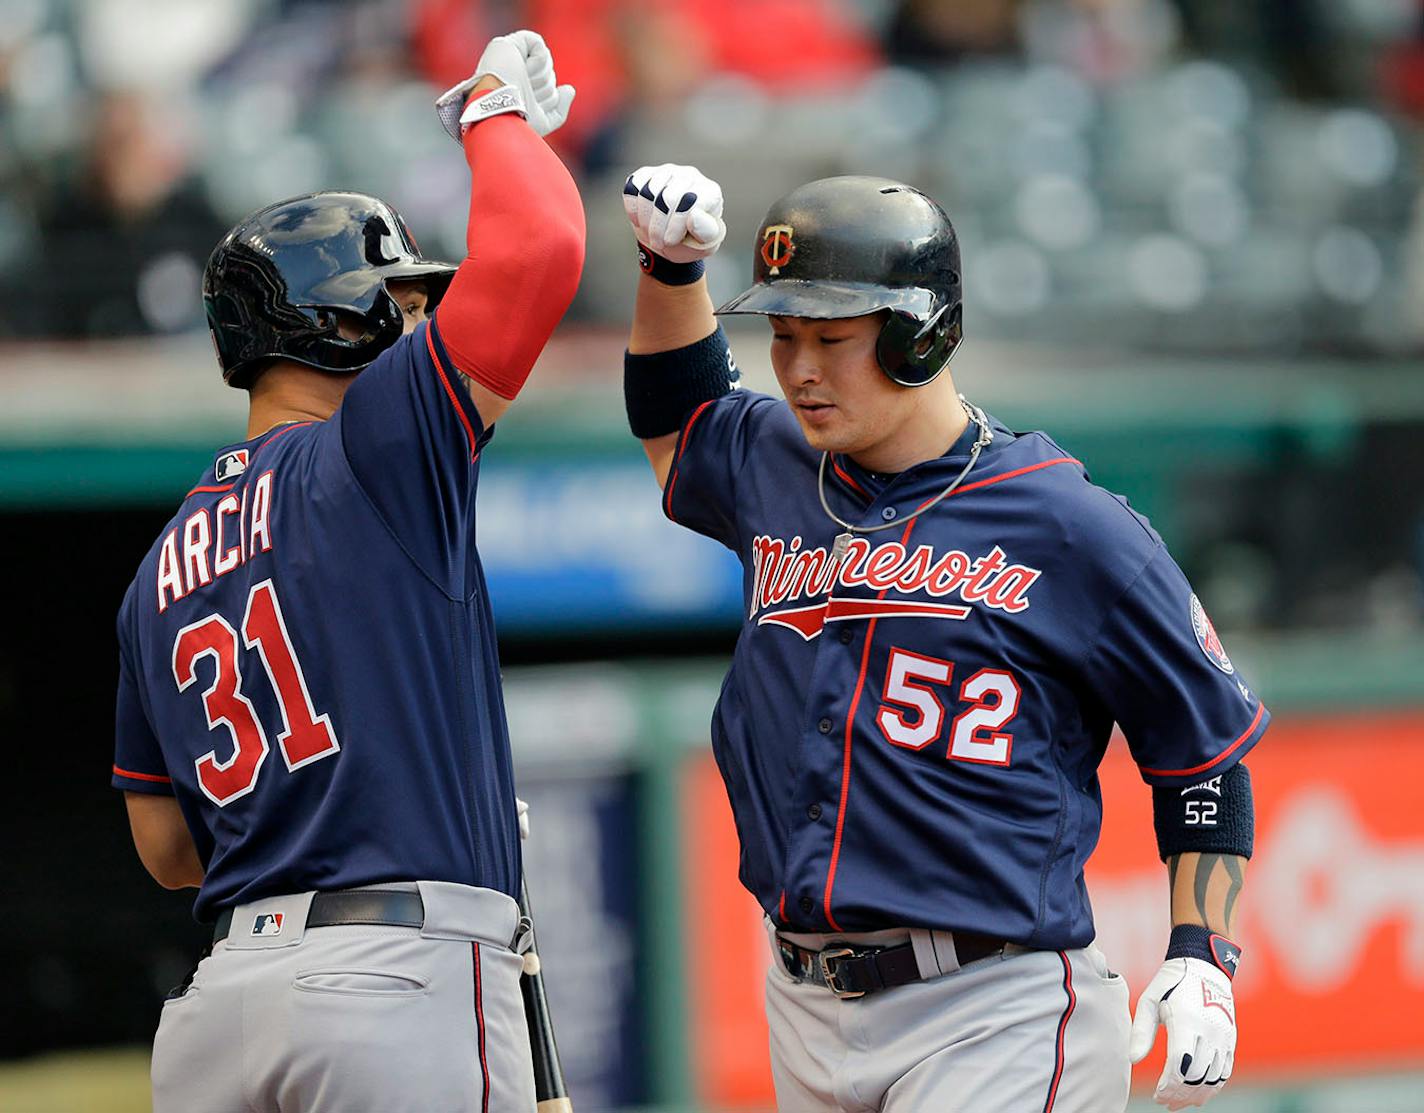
[716,176,963,387]
[204,191,458,388]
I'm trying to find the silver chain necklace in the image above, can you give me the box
[817,396,993,567]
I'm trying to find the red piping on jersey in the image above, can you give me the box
[186,483,235,497]
[822,509,926,928]
[823,613,879,931]
[112,764,172,784]
[821,454,1078,928]
[428,324,481,463]
[830,455,867,497]
[472,941,490,1113]
[917,455,1081,512]
[663,399,718,520]
[1140,702,1266,778]
[1042,951,1077,1113]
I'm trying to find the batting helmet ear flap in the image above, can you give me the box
[877,303,963,387]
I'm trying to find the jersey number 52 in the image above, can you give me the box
[172,579,340,806]
[875,647,1021,766]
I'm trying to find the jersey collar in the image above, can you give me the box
[831,410,1004,502]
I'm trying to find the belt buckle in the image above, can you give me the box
[818,946,865,999]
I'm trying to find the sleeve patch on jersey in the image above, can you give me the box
[1190,594,1234,675]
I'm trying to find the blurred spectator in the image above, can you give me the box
[1169,0,1357,100]
[22,90,225,338]
[884,0,1024,66]
[1384,1,1424,116]
[1021,0,1181,83]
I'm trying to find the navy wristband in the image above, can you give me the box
[1153,762,1254,862]
[1166,924,1241,980]
[625,326,739,439]
[637,245,705,286]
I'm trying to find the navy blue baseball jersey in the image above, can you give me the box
[113,318,520,922]
[663,388,1268,949]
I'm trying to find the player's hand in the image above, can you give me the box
[1129,958,1237,1109]
[623,164,725,264]
[436,29,575,140]
[516,797,530,841]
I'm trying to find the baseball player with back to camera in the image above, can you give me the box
[111,31,582,1113]
[622,165,1265,1112]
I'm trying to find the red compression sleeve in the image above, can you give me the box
[436,110,586,400]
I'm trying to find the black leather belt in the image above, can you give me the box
[776,930,1008,998]
[213,890,425,943]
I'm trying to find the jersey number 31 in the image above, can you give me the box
[876,647,1020,765]
[172,579,340,806]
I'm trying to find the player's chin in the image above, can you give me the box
[793,406,849,451]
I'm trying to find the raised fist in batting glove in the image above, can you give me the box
[623,164,725,263]
[1129,957,1238,1109]
[436,29,574,140]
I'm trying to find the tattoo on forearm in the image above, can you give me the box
[1168,852,1247,935]
[1193,854,1215,924]
[1222,855,1245,929]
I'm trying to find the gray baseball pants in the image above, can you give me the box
[151,881,534,1113]
[765,924,1131,1112]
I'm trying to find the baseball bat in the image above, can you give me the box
[519,877,573,1112]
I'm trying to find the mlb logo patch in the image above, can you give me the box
[252,912,285,937]
[216,449,249,482]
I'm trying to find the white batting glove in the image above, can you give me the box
[622,164,725,263]
[516,796,529,841]
[436,29,575,140]
[1129,958,1238,1109]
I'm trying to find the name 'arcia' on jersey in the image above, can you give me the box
[156,471,276,613]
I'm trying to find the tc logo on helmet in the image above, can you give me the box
[761,224,795,275]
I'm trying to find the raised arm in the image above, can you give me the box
[622,165,728,487]
[435,32,586,427]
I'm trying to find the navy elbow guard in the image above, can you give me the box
[624,326,739,439]
[1152,762,1254,861]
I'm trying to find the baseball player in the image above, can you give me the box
[621,167,1264,1112]
[111,31,582,1113]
